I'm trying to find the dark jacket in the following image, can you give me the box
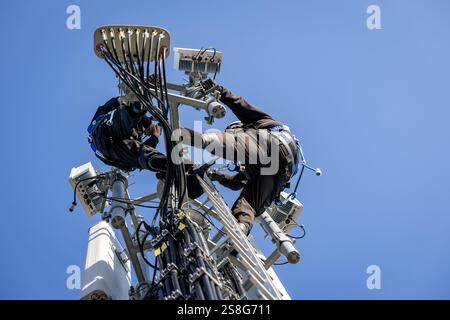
[91,97,158,148]
[216,86,296,191]
[218,86,283,130]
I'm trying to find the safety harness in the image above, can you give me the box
[268,125,301,177]
[87,110,120,166]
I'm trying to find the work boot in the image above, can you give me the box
[186,173,204,199]
[229,223,251,258]
[238,222,250,236]
[183,160,217,199]
[147,154,167,172]
[153,166,204,200]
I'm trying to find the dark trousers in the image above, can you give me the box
[232,172,281,229]
[184,128,291,229]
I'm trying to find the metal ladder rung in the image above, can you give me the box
[196,176,282,300]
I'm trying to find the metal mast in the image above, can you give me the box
[69,25,312,300]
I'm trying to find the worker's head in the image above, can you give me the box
[225,120,243,131]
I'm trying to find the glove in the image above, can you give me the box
[207,169,222,181]
[200,78,219,94]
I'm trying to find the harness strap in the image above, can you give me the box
[268,127,300,177]
[87,112,115,162]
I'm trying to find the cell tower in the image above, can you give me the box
[69,25,313,300]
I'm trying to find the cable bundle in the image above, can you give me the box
[97,27,186,219]
[96,26,225,300]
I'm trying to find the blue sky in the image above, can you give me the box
[1,0,449,299]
